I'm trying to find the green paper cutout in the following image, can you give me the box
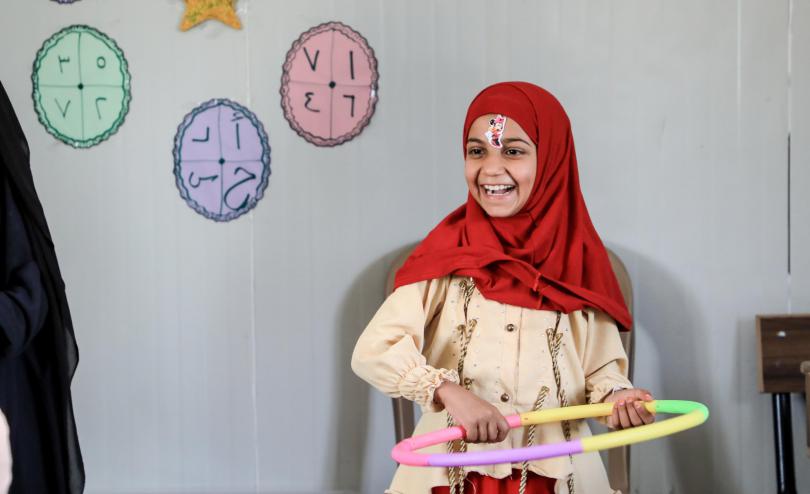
[32,25,131,148]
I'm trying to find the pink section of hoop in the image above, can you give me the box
[506,414,522,428]
[391,415,525,465]
[391,425,460,465]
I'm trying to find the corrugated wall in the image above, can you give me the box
[0,1,807,492]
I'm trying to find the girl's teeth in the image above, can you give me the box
[483,184,515,195]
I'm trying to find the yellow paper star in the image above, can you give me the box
[180,0,242,31]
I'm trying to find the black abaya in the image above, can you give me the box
[0,81,84,494]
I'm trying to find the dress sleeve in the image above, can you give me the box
[351,277,459,412]
[571,309,633,405]
[0,180,48,359]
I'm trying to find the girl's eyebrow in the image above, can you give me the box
[502,137,532,146]
[467,137,485,144]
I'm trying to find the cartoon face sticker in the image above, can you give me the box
[173,98,271,222]
[485,115,507,148]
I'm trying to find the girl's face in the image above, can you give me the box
[465,114,537,217]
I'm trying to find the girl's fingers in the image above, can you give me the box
[634,388,655,404]
[626,400,644,426]
[497,418,510,442]
[609,406,620,429]
[465,423,478,442]
[478,423,489,443]
[635,401,656,423]
[616,401,631,429]
[487,420,499,443]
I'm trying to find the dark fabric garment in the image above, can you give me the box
[0,81,84,493]
[431,470,557,494]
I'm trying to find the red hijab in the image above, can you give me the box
[394,82,632,330]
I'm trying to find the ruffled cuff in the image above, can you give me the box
[399,366,459,412]
[588,378,632,405]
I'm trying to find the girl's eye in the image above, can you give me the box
[467,147,484,156]
[505,148,524,156]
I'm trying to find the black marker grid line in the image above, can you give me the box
[183,158,262,164]
[217,105,224,216]
[329,28,335,139]
[77,32,85,139]
[40,83,122,88]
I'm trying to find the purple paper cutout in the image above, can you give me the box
[173,99,271,222]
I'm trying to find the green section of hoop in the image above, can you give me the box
[654,400,709,420]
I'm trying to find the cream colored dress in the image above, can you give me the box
[352,276,632,494]
[0,410,10,494]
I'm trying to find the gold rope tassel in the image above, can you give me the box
[447,278,476,494]
[446,409,461,494]
[519,386,550,494]
[547,312,575,494]
[446,374,474,494]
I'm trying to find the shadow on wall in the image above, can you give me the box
[332,247,404,492]
[612,246,739,494]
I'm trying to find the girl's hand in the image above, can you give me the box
[434,381,510,443]
[603,388,656,430]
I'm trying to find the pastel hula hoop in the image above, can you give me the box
[392,400,708,467]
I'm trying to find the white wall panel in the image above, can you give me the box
[0,1,807,493]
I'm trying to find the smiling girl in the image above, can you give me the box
[352,82,653,494]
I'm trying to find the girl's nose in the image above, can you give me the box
[480,154,506,176]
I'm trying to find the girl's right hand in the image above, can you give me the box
[433,381,510,443]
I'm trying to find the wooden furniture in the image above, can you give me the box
[385,244,635,493]
[802,361,810,457]
[755,314,810,494]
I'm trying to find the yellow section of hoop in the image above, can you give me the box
[519,400,708,454]
[581,409,705,451]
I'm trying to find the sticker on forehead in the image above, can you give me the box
[485,115,507,148]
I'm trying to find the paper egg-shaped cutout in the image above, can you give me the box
[32,25,131,148]
[280,21,379,147]
[173,98,271,222]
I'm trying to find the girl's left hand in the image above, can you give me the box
[603,388,656,430]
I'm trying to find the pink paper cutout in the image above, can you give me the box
[281,21,379,147]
